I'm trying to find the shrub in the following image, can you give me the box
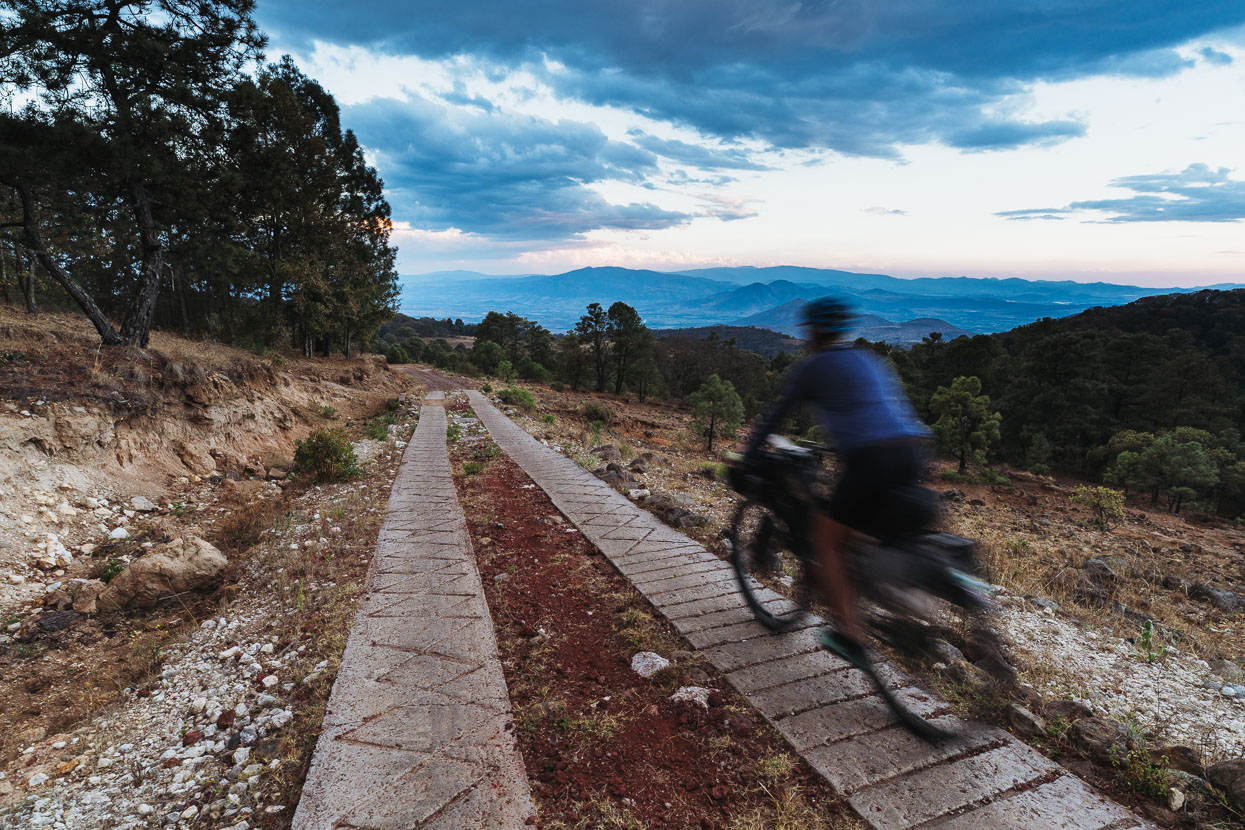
[463,461,485,475]
[385,345,410,365]
[481,382,493,394]
[498,387,535,411]
[294,429,360,482]
[1069,485,1124,530]
[550,381,564,392]
[581,400,613,425]
[364,423,388,440]
[317,405,338,420]
[541,414,556,424]
[700,462,728,481]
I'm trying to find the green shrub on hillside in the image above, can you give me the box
[294,430,360,482]
[581,400,613,425]
[1070,485,1125,530]
[498,387,535,410]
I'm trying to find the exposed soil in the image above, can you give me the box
[447,397,863,830]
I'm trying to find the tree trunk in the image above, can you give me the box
[118,180,165,347]
[344,329,352,359]
[707,413,716,452]
[12,182,120,343]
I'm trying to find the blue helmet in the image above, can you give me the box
[802,296,854,340]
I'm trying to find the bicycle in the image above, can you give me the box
[726,436,1002,741]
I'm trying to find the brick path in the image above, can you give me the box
[293,393,532,829]
[466,391,1151,830]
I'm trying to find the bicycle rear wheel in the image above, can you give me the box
[729,499,813,632]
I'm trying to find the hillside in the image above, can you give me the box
[736,298,971,342]
[399,265,1237,334]
[652,325,805,357]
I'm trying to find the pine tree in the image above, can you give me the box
[689,374,744,452]
[930,376,1002,474]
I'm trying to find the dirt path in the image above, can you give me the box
[396,366,469,392]
[293,392,533,829]
[464,389,1155,830]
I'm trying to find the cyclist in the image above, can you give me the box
[742,296,933,670]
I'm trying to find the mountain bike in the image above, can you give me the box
[726,437,1001,741]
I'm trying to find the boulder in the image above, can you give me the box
[1191,584,1244,613]
[1081,558,1119,587]
[1207,758,1245,808]
[1150,745,1203,776]
[940,488,966,502]
[628,457,649,474]
[1006,705,1046,738]
[1209,659,1243,682]
[1071,717,1127,760]
[1044,699,1093,723]
[97,537,227,613]
[219,478,265,502]
[130,496,158,512]
[72,579,107,615]
[591,445,622,463]
[174,441,217,476]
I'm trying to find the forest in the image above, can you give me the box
[391,291,1245,518]
[0,0,399,355]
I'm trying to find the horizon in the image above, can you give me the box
[256,3,1245,288]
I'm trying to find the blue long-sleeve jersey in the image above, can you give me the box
[746,345,931,456]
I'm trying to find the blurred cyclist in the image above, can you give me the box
[742,297,932,669]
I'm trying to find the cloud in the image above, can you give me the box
[863,206,908,216]
[627,131,770,171]
[998,164,1245,223]
[258,1,1245,157]
[346,94,691,241]
[1199,46,1234,65]
[696,194,760,222]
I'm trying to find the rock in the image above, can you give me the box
[174,440,217,476]
[1025,596,1059,612]
[940,488,966,502]
[939,658,993,688]
[1209,659,1243,681]
[1044,699,1093,723]
[627,488,650,500]
[1071,717,1127,760]
[96,536,228,612]
[1081,558,1119,587]
[628,457,649,474]
[670,686,714,709]
[1191,584,1244,613]
[631,652,671,678]
[1207,758,1245,808]
[27,772,48,788]
[1007,705,1046,737]
[130,496,158,512]
[1150,745,1203,775]
[968,498,986,507]
[42,589,72,611]
[493,572,511,585]
[219,478,265,501]
[71,579,107,615]
[1167,787,1185,811]
[108,526,129,540]
[591,445,622,463]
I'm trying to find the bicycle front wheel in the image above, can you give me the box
[729,499,813,632]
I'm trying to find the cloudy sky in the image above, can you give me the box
[255,2,1245,286]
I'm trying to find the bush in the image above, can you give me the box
[463,461,485,475]
[1070,485,1125,530]
[551,382,564,392]
[581,400,613,425]
[385,345,410,365]
[294,429,360,482]
[541,414,556,424]
[497,387,535,411]
[481,382,493,394]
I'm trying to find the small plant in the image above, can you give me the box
[484,444,501,458]
[1069,485,1125,530]
[447,424,461,442]
[541,413,556,425]
[1107,744,1171,800]
[940,470,966,484]
[293,429,360,482]
[980,469,1009,485]
[481,382,493,394]
[92,559,127,583]
[316,404,338,420]
[588,419,603,445]
[497,387,535,411]
[1007,538,1030,555]
[550,381,564,392]
[1138,619,1170,662]
[581,400,613,425]
[364,422,389,440]
[700,461,728,481]
[463,461,485,475]
[1046,714,1072,740]
[0,350,26,364]
[619,443,634,460]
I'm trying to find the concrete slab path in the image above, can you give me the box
[294,393,533,830]
[466,390,1151,830]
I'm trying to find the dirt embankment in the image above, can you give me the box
[0,308,408,612]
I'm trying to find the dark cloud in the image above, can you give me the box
[627,131,770,171]
[346,95,690,241]
[258,0,1245,156]
[1199,46,1234,65]
[998,164,1245,223]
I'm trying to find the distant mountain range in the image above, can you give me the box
[399,266,1241,342]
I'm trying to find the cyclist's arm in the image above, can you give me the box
[744,360,809,458]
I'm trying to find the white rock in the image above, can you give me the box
[630,652,671,678]
[261,674,278,689]
[233,746,251,765]
[669,686,714,709]
[191,697,207,714]
[136,804,154,816]
[108,527,129,540]
[180,805,199,819]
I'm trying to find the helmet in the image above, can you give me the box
[802,296,854,340]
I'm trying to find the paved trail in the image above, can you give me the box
[294,393,532,829]
[466,390,1151,830]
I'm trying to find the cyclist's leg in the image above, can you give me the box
[809,510,865,644]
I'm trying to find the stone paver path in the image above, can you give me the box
[466,391,1151,830]
[294,393,532,830]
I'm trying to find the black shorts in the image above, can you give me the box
[827,444,926,534]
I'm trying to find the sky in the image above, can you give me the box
[253,2,1245,287]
